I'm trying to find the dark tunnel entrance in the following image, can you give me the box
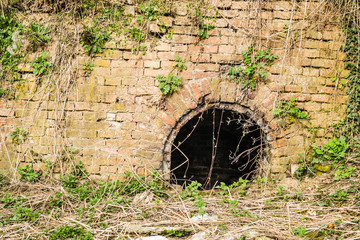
[170,108,265,188]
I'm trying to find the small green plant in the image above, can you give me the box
[138,2,157,21]
[30,51,52,76]
[48,192,65,208]
[0,15,24,96]
[330,189,349,201]
[49,224,93,240]
[229,177,249,197]
[10,128,27,143]
[292,225,308,238]
[12,206,41,223]
[228,47,277,89]
[311,137,350,165]
[181,181,206,215]
[0,174,10,187]
[17,165,41,183]
[26,22,52,50]
[167,229,190,237]
[187,1,216,39]
[273,97,310,127]
[174,55,187,72]
[181,181,202,200]
[128,26,146,43]
[83,61,96,74]
[156,73,182,96]
[334,165,356,181]
[0,192,16,207]
[81,19,111,56]
[276,185,286,196]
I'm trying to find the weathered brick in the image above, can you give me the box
[304,102,321,111]
[311,59,336,68]
[311,94,332,103]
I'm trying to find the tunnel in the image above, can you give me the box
[169,107,265,188]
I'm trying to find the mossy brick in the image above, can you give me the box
[93,59,111,67]
[102,49,123,59]
[270,164,287,173]
[271,157,291,165]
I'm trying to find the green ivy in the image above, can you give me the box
[273,97,310,127]
[0,15,24,98]
[17,165,41,183]
[26,22,52,51]
[80,19,111,56]
[311,137,350,165]
[156,73,182,96]
[228,47,277,89]
[29,51,52,76]
[49,225,93,240]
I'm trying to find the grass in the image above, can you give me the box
[1,168,360,239]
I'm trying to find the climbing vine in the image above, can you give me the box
[295,0,360,180]
[228,47,277,90]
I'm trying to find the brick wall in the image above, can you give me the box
[0,0,347,180]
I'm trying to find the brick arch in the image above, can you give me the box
[160,100,270,181]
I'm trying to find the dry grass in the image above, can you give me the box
[0,170,360,240]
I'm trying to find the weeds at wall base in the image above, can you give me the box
[1,165,360,239]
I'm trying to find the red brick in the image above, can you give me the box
[219,45,235,54]
[191,82,203,100]
[195,71,215,79]
[196,63,220,72]
[190,54,210,63]
[0,109,14,117]
[188,45,202,53]
[158,52,176,60]
[201,36,229,45]
[170,35,197,44]
[158,111,176,126]
[203,45,218,53]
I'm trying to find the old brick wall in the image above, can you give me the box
[0,0,347,180]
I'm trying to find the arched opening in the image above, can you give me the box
[169,106,266,188]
